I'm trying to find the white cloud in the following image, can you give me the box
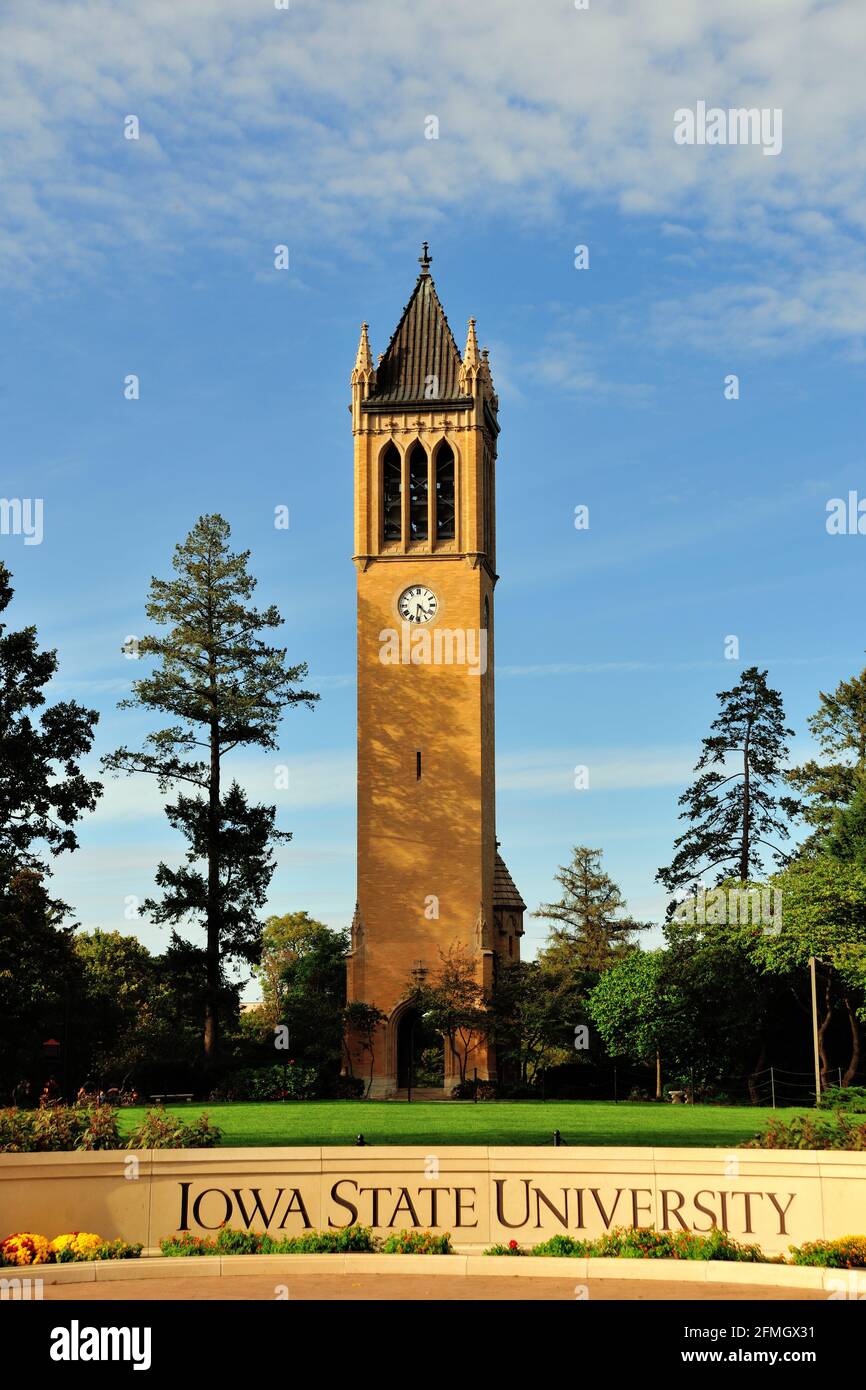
[1,0,865,350]
[92,748,355,823]
[497,746,698,796]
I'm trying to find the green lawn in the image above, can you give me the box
[117,1099,807,1148]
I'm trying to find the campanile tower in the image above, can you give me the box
[346,247,525,1096]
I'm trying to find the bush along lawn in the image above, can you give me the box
[483,1227,866,1268]
[743,1109,866,1150]
[0,1103,222,1152]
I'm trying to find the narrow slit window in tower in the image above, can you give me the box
[436,443,455,540]
[408,443,428,541]
[383,444,402,542]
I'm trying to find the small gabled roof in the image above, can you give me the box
[494,853,526,912]
[365,244,472,408]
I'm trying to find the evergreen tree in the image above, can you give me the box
[656,667,800,902]
[823,779,866,870]
[102,515,318,1065]
[535,846,648,974]
[786,664,866,849]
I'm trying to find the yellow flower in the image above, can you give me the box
[0,1232,52,1266]
[51,1232,103,1258]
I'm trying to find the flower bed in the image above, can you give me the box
[484,1226,866,1268]
[159,1227,452,1256]
[0,1231,142,1266]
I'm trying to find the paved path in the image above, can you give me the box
[41,1274,825,1301]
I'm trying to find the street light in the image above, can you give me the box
[406,963,428,1104]
[809,956,822,1107]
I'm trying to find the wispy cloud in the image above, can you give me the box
[93,748,355,823]
[2,0,866,351]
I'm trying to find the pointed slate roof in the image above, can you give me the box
[494,853,526,912]
[365,245,473,408]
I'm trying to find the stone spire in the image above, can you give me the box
[352,322,374,379]
[458,317,481,394]
[365,251,466,406]
[462,317,481,370]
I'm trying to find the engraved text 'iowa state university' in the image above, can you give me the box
[176,1179,797,1237]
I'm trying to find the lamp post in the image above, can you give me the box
[406,963,428,1103]
[809,956,822,1107]
[407,1011,416,1104]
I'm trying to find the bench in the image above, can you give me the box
[149,1093,194,1104]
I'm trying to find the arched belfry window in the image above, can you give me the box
[383,443,402,543]
[436,443,455,540]
[408,442,428,541]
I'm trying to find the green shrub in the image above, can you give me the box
[450,1079,498,1101]
[819,1086,866,1114]
[484,1240,526,1256]
[380,1230,452,1254]
[264,1226,376,1254]
[227,1064,319,1102]
[0,1105,120,1153]
[0,1104,220,1152]
[743,1110,866,1151]
[126,1109,222,1150]
[520,1227,769,1262]
[76,1106,122,1150]
[789,1236,866,1269]
[159,1226,378,1256]
[93,1239,143,1261]
[53,1239,142,1263]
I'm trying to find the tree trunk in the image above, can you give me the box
[817,969,833,1088]
[842,995,862,1088]
[655,1049,662,1101]
[203,713,221,1068]
[740,723,751,880]
[748,1039,767,1104]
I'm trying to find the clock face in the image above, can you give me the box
[398,584,438,624]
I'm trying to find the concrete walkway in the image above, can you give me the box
[41,1272,825,1301]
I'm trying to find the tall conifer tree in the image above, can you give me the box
[535,846,648,974]
[103,515,318,1064]
[786,663,866,849]
[656,667,799,901]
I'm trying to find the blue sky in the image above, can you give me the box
[2,1,865,987]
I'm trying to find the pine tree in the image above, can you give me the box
[102,515,318,1065]
[535,846,648,974]
[656,667,800,901]
[786,664,866,848]
[823,779,866,869]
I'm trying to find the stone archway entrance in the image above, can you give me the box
[395,1008,445,1089]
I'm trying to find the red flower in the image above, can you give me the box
[509,1239,519,1250]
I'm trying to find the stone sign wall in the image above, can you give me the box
[1,1146,863,1255]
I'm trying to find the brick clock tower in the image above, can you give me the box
[346,246,525,1097]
